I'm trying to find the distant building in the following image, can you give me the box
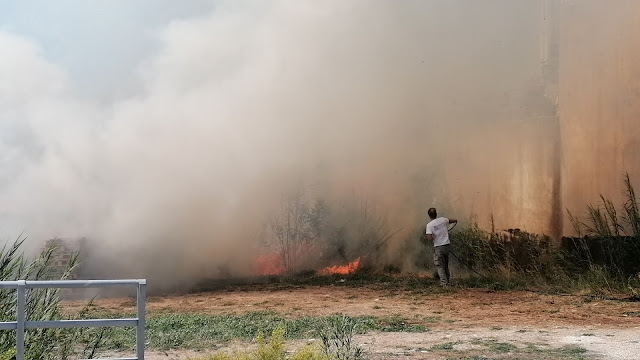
[42,238,86,298]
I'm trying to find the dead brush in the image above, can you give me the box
[450,226,557,285]
[447,173,640,293]
[563,173,640,288]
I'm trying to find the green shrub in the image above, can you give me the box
[81,310,423,351]
[193,317,367,360]
[0,349,15,360]
[255,327,285,360]
[0,237,104,359]
[193,326,327,360]
[319,316,363,360]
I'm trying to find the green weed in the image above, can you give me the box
[194,326,327,360]
[318,316,363,360]
[430,342,459,351]
[195,317,367,360]
[83,311,426,350]
[485,341,516,353]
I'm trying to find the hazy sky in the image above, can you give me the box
[0,0,214,99]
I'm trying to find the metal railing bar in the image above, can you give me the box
[136,282,146,360]
[0,281,21,288]
[16,281,25,360]
[0,279,146,360]
[26,279,145,288]
[26,319,138,329]
[0,279,145,289]
[0,319,139,329]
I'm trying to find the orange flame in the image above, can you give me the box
[252,253,285,276]
[318,258,360,275]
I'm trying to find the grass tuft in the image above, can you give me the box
[430,342,459,351]
[76,311,427,351]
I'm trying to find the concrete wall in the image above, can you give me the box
[456,0,640,237]
[448,0,640,237]
[559,1,640,230]
[446,1,561,237]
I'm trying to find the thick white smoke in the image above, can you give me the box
[1,1,556,289]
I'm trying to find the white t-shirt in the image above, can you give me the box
[426,217,450,247]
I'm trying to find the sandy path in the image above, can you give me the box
[63,285,640,359]
[357,326,640,360]
[64,286,640,329]
[120,326,640,360]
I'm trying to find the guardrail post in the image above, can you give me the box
[16,280,26,360]
[136,280,146,360]
[0,279,147,360]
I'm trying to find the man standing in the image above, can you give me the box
[425,208,457,286]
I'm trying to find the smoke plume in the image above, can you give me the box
[2,1,637,290]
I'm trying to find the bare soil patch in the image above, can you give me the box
[64,286,640,329]
[63,284,640,359]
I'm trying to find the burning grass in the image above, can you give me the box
[318,258,361,276]
[243,174,640,297]
[253,254,361,278]
[255,193,400,279]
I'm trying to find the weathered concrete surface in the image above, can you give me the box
[447,1,640,237]
[444,1,561,236]
[559,1,640,232]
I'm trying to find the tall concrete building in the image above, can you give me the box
[449,0,640,238]
[444,1,561,237]
[558,0,640,231]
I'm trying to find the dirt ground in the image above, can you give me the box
[63,285,640,359]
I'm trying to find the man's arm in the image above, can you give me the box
[426,223,434,241]
[448,219,458,224]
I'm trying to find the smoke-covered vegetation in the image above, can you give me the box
[264,191,405,275]
[260,173,640,288]
[443,174,640,293]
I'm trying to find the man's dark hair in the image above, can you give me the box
[428,208,437,219]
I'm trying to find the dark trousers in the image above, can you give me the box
[434,244,451,285]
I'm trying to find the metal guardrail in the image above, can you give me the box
[0,279,146,360]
